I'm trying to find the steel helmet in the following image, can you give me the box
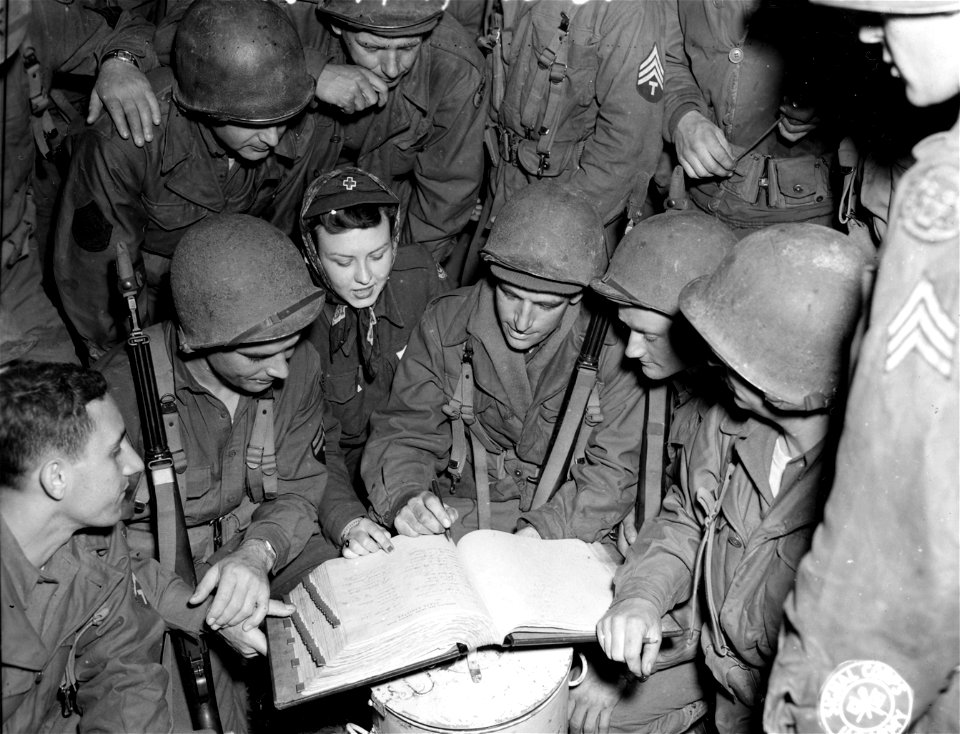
[679,224,870,411]
[172,214,323,352]
[810,0,959,12]
[592,212,737,316]
[172,0,315,125]
[317,0,445,37]
[481,182,608,294]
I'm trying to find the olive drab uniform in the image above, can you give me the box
[613,406,834,733]
[488,0,666,227]
[1,519,172,733]
[664,0,848,231]
[363,282,646,542]
[1,0,155,365]
[96,322,346,733]
[295,11,486,266]
[764,123,959,734]
[52,69,337,360]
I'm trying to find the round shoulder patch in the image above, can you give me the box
[898,160,958,244]
[818,660,913,734]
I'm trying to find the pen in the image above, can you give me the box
[430,478,453,540]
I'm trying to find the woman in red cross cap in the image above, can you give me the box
[297,167,448,557]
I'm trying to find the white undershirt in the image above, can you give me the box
[768,436,792,498]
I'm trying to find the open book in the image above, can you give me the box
[267,529,619,707]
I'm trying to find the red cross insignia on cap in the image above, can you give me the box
[342,176,357,190]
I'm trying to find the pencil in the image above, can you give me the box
[430,478,453,540]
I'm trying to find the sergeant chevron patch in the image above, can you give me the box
[885,278,956,378]
[637,45,663,102]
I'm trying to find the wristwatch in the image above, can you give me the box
[100,49,140,70]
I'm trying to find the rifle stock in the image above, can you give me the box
[116,243,223,733]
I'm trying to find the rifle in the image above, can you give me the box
[530,308,609,510]
[116,244,223,733]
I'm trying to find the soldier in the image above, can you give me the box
[485,0,667,251]
[597,225,870,733]
[96,214,346,733]
[1,0,160,366]
[363,182,645,543]
[302,0,487,267]
[764,3,959,733]
[298,168,447,555]
[565,212,737,734]
[53,0,336,362]
[664,0,849,233]
[1,361,171,733]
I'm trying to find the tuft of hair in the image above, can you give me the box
[309,203,396,237]
[0,361,107,488]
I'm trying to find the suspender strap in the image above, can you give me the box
[246,395,279,502]
[571,381,604,467]
[640,384,671,524]
[442,343,476,483]
[469,431,492,529]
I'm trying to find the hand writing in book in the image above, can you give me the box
[596,597,663,679]
[190,539,275,631]
[341,517,395,558]
[217,599,296,657]
[394,490,459,537]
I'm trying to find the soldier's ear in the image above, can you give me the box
[569,293,583,306]
[38,458,69,502]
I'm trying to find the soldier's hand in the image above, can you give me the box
[567,660,622,734]
[514,525,541,539]
[597,597,663,679]
[616,512,638,558]
[778,99,820,143]
[87,58,161,147]
[216,599,295,657]
[674,110,735,179]
[189,539,274,631]
[394,490,459,537]
[314,63,389,114]
[341,517,395,558]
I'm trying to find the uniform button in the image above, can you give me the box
[514,470,522,477]
[728,47,744,64]
[35,672,42,684]
[709,199,721,212]
[728,536,743,548]
[793,184,805,193]
[227,449,237,458]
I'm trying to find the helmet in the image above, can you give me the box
[317,0,445,37]
[592,212,737,316]
[679,224,869,411]
[172,214,323,352]
[481,182,607,294]
[172,0,315,125]
[298,167,402,284]
[810,0,959,12]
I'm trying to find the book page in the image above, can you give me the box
[286,534,500,696]
[457,530,617,642]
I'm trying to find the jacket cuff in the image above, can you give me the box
[244,525,288,570]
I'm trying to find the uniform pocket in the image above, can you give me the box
[767,155,830,208]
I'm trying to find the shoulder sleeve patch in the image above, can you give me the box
[898,161,958,244]
[818,660,913,734]
[71,200,114,253]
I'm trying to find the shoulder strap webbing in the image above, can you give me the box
[144,324,188,474]
[246,395,279,501]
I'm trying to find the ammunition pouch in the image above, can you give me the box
[720,153,834,210]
